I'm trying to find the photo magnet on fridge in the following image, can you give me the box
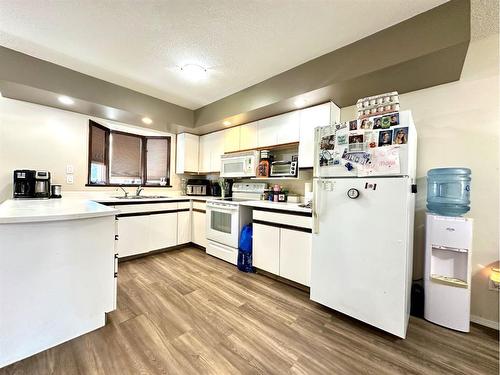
[389,112,400,126]
[392,127,408,145]
[364,131,378,149]
[378,129,393,147]
[336,134,347,145]
[359,119,373,130]
[373,117,383,129]
[349,120,358,131]
[348,134,364,152]
[381,116,391,129]
[320,135,336,150]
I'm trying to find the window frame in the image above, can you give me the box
[86,121,172,187]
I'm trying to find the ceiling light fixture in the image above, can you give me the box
[180,64,208,81]
[142,117,153,125]
[223,121,232,126]
[294,98,307,108]
[58,95,74,105]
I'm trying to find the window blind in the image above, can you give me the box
[146,138,169,183]
[90,124,106,164]
[110,133,142,180]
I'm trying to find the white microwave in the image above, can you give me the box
[220,151,259,178]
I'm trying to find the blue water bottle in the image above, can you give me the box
[426,168,471,216]
[237,224,254,273]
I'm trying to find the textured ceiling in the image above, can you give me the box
[0,0,447,110]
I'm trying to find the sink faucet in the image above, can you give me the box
[136,186,144,197]
[117,186,129,198]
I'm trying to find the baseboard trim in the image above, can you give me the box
[471,315,499,330]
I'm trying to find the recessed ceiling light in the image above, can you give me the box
[294,98,307,108]
[223,121,232,126]
[142,117,153,125]
[180,64,208,81]
[58,95,74,105]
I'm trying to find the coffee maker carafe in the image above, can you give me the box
[34,171,51,198]
[13,170,36,198]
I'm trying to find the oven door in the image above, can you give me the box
[206,203,239,248]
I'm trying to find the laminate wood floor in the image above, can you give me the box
[2,247,498,375]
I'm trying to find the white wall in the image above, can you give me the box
[0,98,181,202]
[341,32,499,326]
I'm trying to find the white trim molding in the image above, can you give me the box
[471,315,500,330]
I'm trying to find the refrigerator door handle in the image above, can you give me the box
[313,179,321,234]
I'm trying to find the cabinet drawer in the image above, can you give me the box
[192,201,206,211]
[253,210,312,229]
[116,202,178,214]
[178,201,191,209]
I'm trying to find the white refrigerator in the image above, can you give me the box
[310,110,417,338]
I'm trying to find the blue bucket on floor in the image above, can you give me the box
[237,224,254,273]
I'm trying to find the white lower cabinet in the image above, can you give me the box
[192,210,207,248]
[148,212,178,251]
[177,210,191,245]
[279,228,311,286]
[116,215,150,258]
[115,201,196,258]
[253,223,280,274]
[252,210,312,286]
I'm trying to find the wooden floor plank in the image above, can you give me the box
[1,247,498,375]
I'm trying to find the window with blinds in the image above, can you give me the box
[110,132,143,184]
[87,121,171,186]
[89,121,108,185]
[146,138,170,185]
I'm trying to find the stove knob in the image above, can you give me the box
[347,188,360,199]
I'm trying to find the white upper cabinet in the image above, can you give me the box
[211,131,224,172]
[176,133,199,174]
[223,127,240,153]
[258,111,300,147]
[199,131,224,173]
[239,121,259,151]
[298,102,340,168]
[198,134,211,173]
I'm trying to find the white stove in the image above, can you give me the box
[206,183,266,265]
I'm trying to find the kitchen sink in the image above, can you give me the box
[113,195,170,199]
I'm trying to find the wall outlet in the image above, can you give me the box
[66,165,74,174]
[66,174,74,184]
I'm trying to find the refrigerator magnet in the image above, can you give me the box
[392,127,408,145]
[378,130,393,147]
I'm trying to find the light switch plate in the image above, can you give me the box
[66,165,74,174]
[66,174,74,184]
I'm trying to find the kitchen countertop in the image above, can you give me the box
[239,200,312,214]
[0,199,119,224]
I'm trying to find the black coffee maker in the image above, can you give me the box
[13,170,36,198]
[13,170,51,198]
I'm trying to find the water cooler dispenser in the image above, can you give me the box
[424,214,473,331]
[424,168,473,332]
